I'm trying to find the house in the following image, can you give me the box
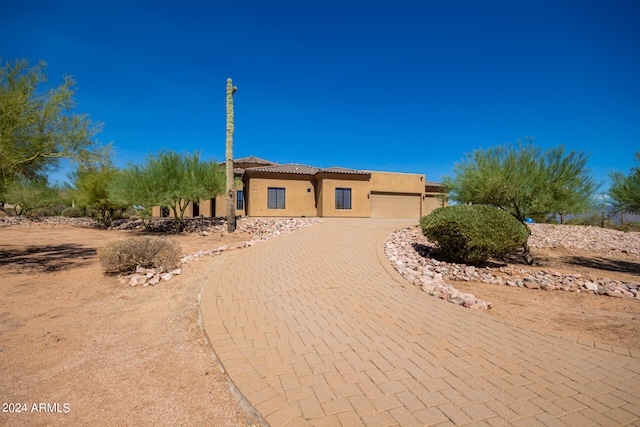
[152,156,447,219]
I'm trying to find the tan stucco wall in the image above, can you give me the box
[316,179,324,216]
[152,192,246,218]
[246,176,317,217]
[151,168,445,219]
[209,193,246,218]
[424,196,445,216]
[198,198,216,217]
[317,177,370,217]
[369,171,425,194]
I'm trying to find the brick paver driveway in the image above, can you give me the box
[201,218,640,426]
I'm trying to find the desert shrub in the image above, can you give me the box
[420,204,529,265]
[98,236,182,274]
[565,212,610,228]
[609,221,640,233]
[30,206,60,217]
[62,206,85,218]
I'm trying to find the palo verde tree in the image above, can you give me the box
[443,140,597,264]
[0,59,109,202]
[116,150,225,233]
[74,165,128,228]
[107,164,157,231]
[608,152,640,217]
[2,178,59,216]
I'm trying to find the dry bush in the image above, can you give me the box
[98,236,182,274]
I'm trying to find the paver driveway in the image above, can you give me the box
[201,218,640,426]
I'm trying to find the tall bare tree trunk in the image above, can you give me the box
[226,78,237,232]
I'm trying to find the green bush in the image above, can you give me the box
[420,204,529,265]
[98,236,182,274]
[30,206,61,217]
[61,206,85,218]
[565,212,610,228]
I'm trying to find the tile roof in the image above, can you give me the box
[245,163,373,177]
[245,164,320,175]
[320,166,370,175]
[234,156,276,165]
[425,180,443,187]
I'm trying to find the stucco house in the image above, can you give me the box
[152,156,446,219]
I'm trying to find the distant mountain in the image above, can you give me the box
[561,209,640,225]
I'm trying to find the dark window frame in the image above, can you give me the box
[268,187,286,209]
[236,190,244,210]
[335,188,352,210]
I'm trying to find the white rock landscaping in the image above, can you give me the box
[385,224,640,310]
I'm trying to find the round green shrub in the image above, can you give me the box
[420,204,529,265]
[62,206,85,218]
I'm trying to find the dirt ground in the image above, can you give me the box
[452,246,640,352]
[0,223,260,427]
[1,222,639,426]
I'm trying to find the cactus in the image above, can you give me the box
[226,78,237,232]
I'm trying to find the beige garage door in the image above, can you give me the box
[370,193,421,219]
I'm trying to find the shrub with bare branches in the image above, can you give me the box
[98,236,181,274]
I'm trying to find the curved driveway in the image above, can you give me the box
[201,218,640,426]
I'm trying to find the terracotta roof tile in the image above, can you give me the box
[234,156,276,165]
[245,163,375,176]
[320,166,370,175]
[245,164,320,175]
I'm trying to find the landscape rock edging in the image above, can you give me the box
[385,225,640,310]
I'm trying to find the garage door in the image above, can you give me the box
[370,193,421,219]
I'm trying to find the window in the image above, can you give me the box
[236,190,244,210]
[161,206,170,217]
[335,188,352,210]
[268,187,285,209]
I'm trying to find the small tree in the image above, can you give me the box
[2,178,58,216]
[119,150,225,233]
[74,166,127,227]
[108,164,157,230]
[0,59,109,197]
[549,183,597,225]
[608,152,640,215]
[443,140,597,264]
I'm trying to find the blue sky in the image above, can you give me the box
[2,0,639,190]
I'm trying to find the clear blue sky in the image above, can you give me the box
[2,0,639,190]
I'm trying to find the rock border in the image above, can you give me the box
[385,226,640,310]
